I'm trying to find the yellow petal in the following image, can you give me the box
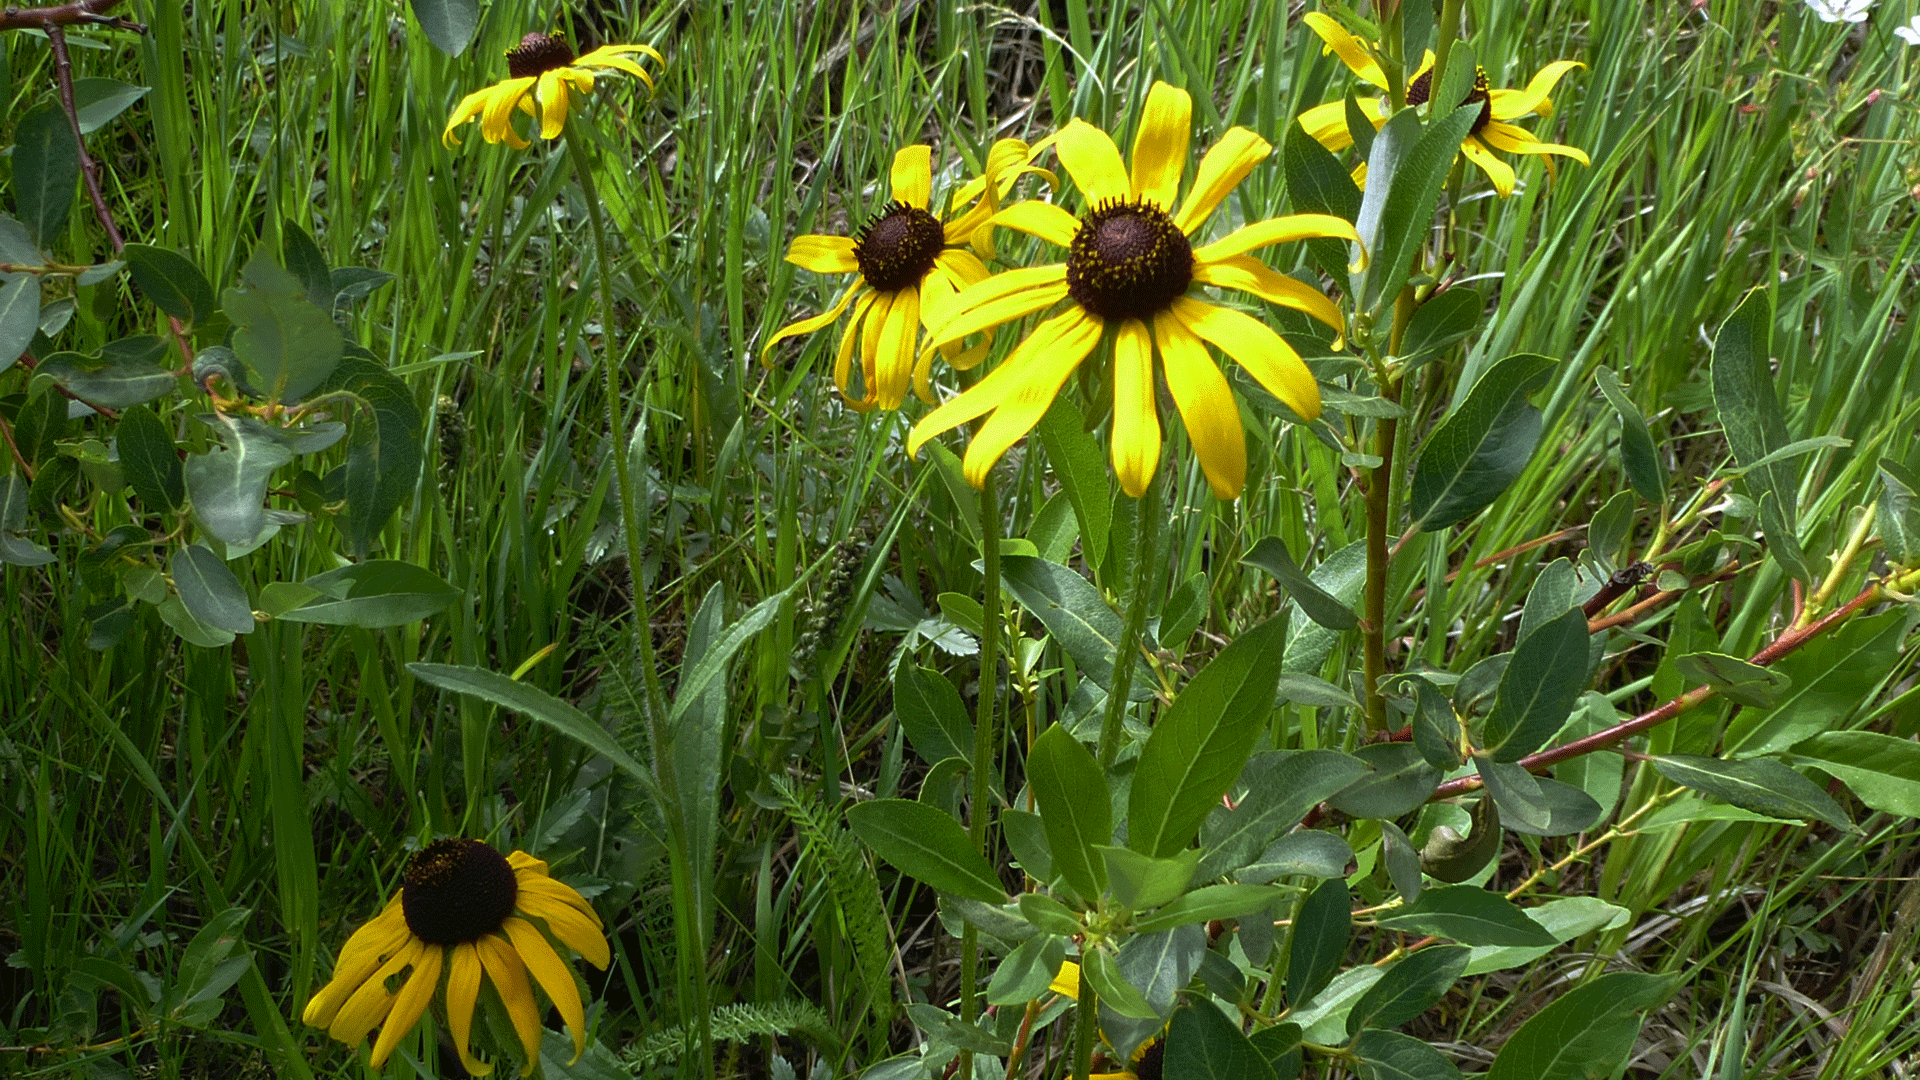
[1193,213,1361,262]
[446,943,494,1077]
[907,308,1092,459]
[516,871,602,926]
[926,266,1068,349]
[1049,960,1081,998]
[1173,126,1271,236]
[960,312,1104,487]
[507,851,548,875]
[524,894,611,969]
[578,43,665,67]
[303,901,410,1030]
[760,281,864,363]
[1192,255,1345,333]
[1109,318,1161,498]
[1478,121,1590,165]
[1295,100,1356,152]
[786,234,859,273]
[1459,136,1516,197]
[890,145,933,210]
[1170,296,1319,420]
[875,285,921,410]
[1155,312,1245,499]
[833,293,877,406]
[860,290,892,407]
[329,936,421,1046]
[992,200,1081,248]
[505,916,591,1063]
[480,77,537,148]
[1302,12,1387,88]
[442,87,493,148]
[1055,118,1130,205]
[477,933,544,1066]
[369,944,442,1068]
[537,71,571,139]
[1489,60,1584,121]
[933,248,992,288]
[1130,81,1192,209]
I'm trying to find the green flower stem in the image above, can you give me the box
[1098,474,1160,768]
[1072,972,1099,1080]
[1431,0,1466,102]
[564,128,715,1080]
[961,471,1004,1055]
[1362,297,1412,735]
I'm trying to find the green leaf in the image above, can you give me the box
[1082,947,1158,1019]
[1130,615,1287,857]
[1199,750,1370,879]
[221,249,344,403]
[330,266,396,308]
[1237,831,1353,885]
[407,662,654,786]
[12,104,78,247]
[1003,809,1053,883]
[1376,886,1559,947]
[1711,289,1795,517]
[894,664,973,765]
[1647,754,1851,830]
[1408,352,1557,531]
[275,561,460,627]
[1759,489,1815,586]
[1482,607,1590,762]
[1244,536,1357,629]
[1327,742,1441,819]
[1015,893,1082,936]
[1035,397,1111,579]
[1791,731,1920,818]
[1102,926,1206,1054]
[71,78,150,134]
[315,356,422,555]
[113,403,182,507]
[37,339,179,408]
[1348,946,1471,1036]
[1379,819,1422,901]
[1877,459,1920,565]
[1404,676,1463,770]
[1352,1029,1464,1080]
[1475,758,1602,837]
[1420,794,1501,884]
[1284,539,1367,674]
[1460,896,1630,975]
[1353,103,1482,317]
[1672,651,1790,708]
[1251,1023,1305,1080]
[1399,286,1482,371]
[1516,558,1579,645]
[123,244,216,327]
[1485,973,1677,1080]
[1029,725,1111,903]
[666,585,795,731]
[1096,845,1198,912]
[0,273,40,375]
[1160,570,1209,646]
[1282,123,1362,281]
[1164,1004,1278,1080]
[155,595,233,647]
[1593,366,1667,503]
[1134,884,1284,934]
[985,934,1067,1006]
[1000,555,1151,697]
[184,413,296,546]
[168,907,253,1022]
[410,0,481,56]
[845,800,1007,905]
[281,222,333,310]
[170,544,255,635]
[1288,879,1350,1005]
[1724,612,1906,756]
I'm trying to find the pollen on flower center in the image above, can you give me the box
[1407,65,1494,134]
[506,32,578,79]
[1065,198,1194,323]
[401,838,519,946]
[854,201,944,293]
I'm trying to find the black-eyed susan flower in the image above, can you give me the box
[1048,961,1166,1080]
[761,141,1051,411]
[302,839,609,1074]
[907,81,1360,499]
[443,32,662,149]
[1294,13,1588,196]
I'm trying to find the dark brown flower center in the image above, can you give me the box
[1134,1039,1165,1080]
[1064,198,1193,323]
[506,32,578,79]
[1407,65,1493,134]
[401,838,519,947]
[854,201,945,293]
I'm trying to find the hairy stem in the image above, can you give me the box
[1099,475,1160,767]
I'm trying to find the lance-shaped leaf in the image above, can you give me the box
[1481,606,1590,762]
[1486,972,1677,1080]
[0,273,40,376]
[1353,103,1482,318]
[170,544,255,635]
[124,244,216,327]
[276,561,460,628]
[1593,366,1667,503]
[13,104,78,247]
[410,0,480,56]
[1029,725,1111,903]
[1353,1029,1463,1080]
[1409,353,1557,531]
[1245,536,1357,629]
[316,356,423,555]
[1001,555,1152,698]
[1711,289,1795,517]
[1376,886,1557,947]
[38,336,179,408]
[846,800,1007,905]
[1164,1002,1278,1080]
[184,413,296,546]
[117,405,185,512]
[1648,754,1851,830]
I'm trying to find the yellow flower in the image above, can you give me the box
[761,141,1050,411]
[443,32,662,149]
[907,81,1359,499]
[302,839,610,1074]
[1295,12,1588,196]
[1048,961,1165,1080]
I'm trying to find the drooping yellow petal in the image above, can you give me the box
[1155,312,1246,499]
[1192,255,1345,333]
[875,284,921,410]
[369,944,443,1068]
[445,943,494,1077]
[1193,213,1361,262]
[1130,81,1192,210]
[890,145,934,210]
[477,933,544,1066]
[1170,296,1320,421]
[833,293,877,406]
[785,234,859,273]
[303,900,409,1030]
[933,248,992,288]
[1055,118,1130,205]
[860,290,893,409]
[1109,318,1161,498]
[537,70,572,139]
[925,266,1069,349]
[578,43,665,67]
[329,936,421,1046]
[504,916,591,1063]
[480,78,537,148]
[1489,61,1584,121]
[443,87,494,147]
[1459,136,1516,196]
[908,308,1092,460]
[1302,12,1388,89]
[760,281,863,363]
[992,201,1081,248]
[1172,127,1271,236]
[1295,100,1356,153]
[959,312,1104,487]
[1478,121,1590,165]
[523,893,611,969]
[508,851,550,875]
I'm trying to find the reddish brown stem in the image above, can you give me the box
[44,25,126,251]
[0,0,140,31]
